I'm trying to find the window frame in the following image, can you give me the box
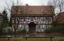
[31,17,33,21]
[41,9,43,12]
[38,25,40,29]
[29,9,31,11]
[38,17,40,21]
[24,25,26,29]
[45,17,49,21]
[24,17,26,21]
[19,9,21,12]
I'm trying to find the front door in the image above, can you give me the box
[29,25,35,32]
[28,22,36,33]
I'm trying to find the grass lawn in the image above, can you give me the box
[0,38,64,41]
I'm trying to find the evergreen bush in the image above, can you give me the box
[22,29,26,33]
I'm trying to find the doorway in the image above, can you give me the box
[28,22,36,33]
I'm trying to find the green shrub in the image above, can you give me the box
[8,30,13,34]
[59,39,64,41]
[44,25,54,33]
[2,29,7,33]
[44,24,64,33]
[44,28,51,33]
[56,24,64,33]
[16,28,22,33]
[0,28,2,34]
[22,29,26,33]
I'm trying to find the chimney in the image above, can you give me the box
[26,4,28,6]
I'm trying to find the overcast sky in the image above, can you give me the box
[0,0,49,19]
[0,0,49,12]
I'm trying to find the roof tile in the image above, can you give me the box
[11,6,55,16]
[0,12,3,16]
[53,12,64,23]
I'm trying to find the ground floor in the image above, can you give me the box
[12,22,51,33]
[12,17,52,33]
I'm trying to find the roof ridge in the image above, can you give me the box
[12,5,53,7]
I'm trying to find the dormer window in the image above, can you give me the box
[29,9,30,11]
[19,9,21,12]
[41,9,43,12]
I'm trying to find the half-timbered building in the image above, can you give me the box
[11,4,55,33]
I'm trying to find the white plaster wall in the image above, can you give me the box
[40,25,42,28]
[41,29,43,32]
[43,25,45,28]
[49,17,52,24]
[18,25,22,28]
[22,25,29,32]
[12,17,52,24]
[12,17,52,32]
[24,22,26,24]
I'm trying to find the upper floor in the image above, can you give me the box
[12,17,52,25]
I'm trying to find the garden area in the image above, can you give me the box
[0,28,26,34]
[1,24,64,35]
[0,38,64,41]
[44,24,64,33]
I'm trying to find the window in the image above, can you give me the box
[38,25,40,29]
[45,17,49,21]
[31,17,33,21]
[41,9,43,12]
[24,25,26,29]
[45,25,48,29]
[38,17,40,21]
[24,17,26,21]
[46,25,47,27]
[29,9,30,11]
[18,17,20,21]
[16,17,18,21]
[19,9,21,12]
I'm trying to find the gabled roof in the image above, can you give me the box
[11,5,55,16]
[0,12,3,16]
[53,12,64,23]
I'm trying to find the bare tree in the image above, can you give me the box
[48,0,64,25]
[4,0,23,33]
[48,0,64,12]
[43,6,54,22]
